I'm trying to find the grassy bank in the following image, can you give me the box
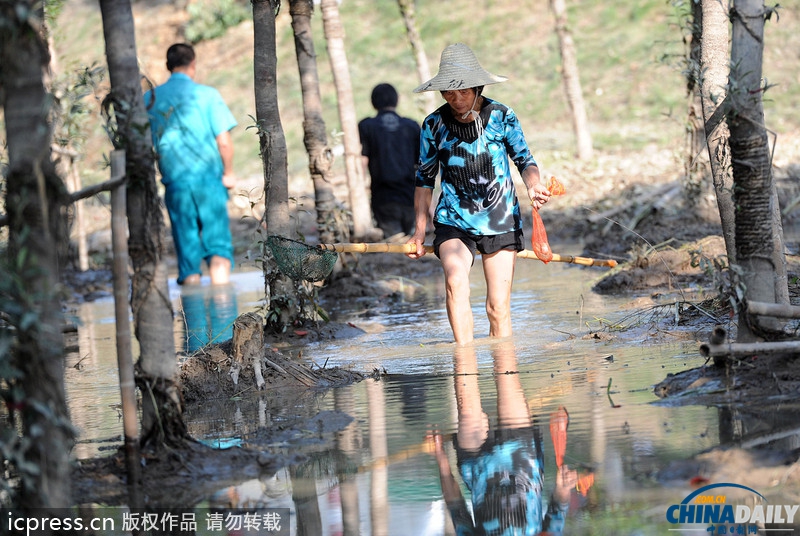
[48,0,800,191]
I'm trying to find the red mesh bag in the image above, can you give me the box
[531,209,552,263]
[547,175,566,195]
[549,406,569,468]
[530,176,565,263]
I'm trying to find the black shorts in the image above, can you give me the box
[432,223,524,259]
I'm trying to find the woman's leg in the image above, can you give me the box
[439,239,475,344]
[481,249,517,338]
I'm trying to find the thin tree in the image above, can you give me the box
[728,0,785,341]
[396,0,436,114]
[550,0,593,160]
[675,0,708,199]
[0,0,73,513]
[98,0,189,446]
[319,0,376,241]
[699,0,736,263]
[289,0,347,248]
[253,0,301,329]
[682,0,711,209]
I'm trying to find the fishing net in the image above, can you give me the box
[265,235,338,282]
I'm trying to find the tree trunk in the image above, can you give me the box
[319,0,376,241]
[99,0,189,446]
[289,0,348,247]
[683,0,712,214]
[686,0,705,179]
[728,0,785,341]
[0,0,73,513]
[253,0,290,237]
[253,0,301,329]
[396,0,436,114]
[549,0,593,160]
[700,0,737,265]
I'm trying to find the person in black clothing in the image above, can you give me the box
[359,83,421,239]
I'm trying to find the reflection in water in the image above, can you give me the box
[334,387,362,536]
[368,379,389,536]
[180,283,238,352]
[69,262,800,532]
[429,342,594,535]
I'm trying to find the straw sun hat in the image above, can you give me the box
[413,43,508,93]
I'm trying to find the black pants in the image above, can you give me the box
[373,202,415,237]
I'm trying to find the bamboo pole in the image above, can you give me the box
[699,324,800,365]
[109,150,141,506]
[318,242,426,254]
[699,340,800,358]
[317,242,617,267]
[709,325,727,345]
[747,300,800,319]
[516,249,618,267]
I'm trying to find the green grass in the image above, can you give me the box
[42,0,800,186]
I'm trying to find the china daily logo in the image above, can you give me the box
[666,483,798,533]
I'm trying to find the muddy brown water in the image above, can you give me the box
[65,256,800,535]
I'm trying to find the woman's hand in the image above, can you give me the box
[528,183,551,210]
[406,232,427,259]
[554,465,579,503]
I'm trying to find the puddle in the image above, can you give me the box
[66,260,800,534]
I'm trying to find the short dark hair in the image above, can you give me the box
[166,43,195,72]
[371,83,398,110]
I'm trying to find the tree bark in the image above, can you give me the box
[253,0,300,329]
[289,0,347,247]
[253,0,290,236]
[700,0,737,265]
[684,0,712,214]
[98,0,189,446]
[728,0,785,341]
[319,0,376,240]
[396,0,436,114]
[0,0,73,514]
[550,0,593,160]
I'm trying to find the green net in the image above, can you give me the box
[266,235,338,282]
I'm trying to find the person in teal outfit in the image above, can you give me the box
[145,43,237,285]
[180,284,238,353]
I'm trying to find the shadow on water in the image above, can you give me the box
[67,261,800,534]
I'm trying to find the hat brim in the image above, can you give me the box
[413,73,507,93]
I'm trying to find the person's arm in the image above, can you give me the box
[501,106,549,209]
[407,115,437,258]
[541,465,578,535]
[361,155,370,180]
[429,433,475,531]
[407,186,432,258]
[216,130,235,189]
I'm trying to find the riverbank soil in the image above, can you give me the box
[65,139,800,507]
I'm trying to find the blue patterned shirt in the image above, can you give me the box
[416,97,537,236]
[456,434,568,535]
